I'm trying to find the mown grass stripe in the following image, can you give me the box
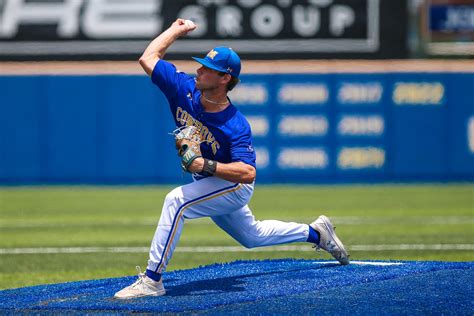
[0,244,473,254]
[1,216,472,228]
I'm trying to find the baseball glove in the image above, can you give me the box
[172,125,203,172]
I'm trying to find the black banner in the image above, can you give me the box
[0,0,407,61]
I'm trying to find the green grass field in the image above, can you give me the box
[0,184,473,290]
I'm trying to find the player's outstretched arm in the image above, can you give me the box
[139,19,196,76]
[189,159,256,184]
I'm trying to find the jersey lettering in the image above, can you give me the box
[176,106,221,155]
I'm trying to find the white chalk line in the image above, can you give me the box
[0,244,473,255]
[316,261,403,266]
[2,216,473,229]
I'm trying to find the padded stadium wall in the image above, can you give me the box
[0,61,473,184]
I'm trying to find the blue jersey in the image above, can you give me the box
[151,59,256,171]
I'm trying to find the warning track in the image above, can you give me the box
[0,259,472,314]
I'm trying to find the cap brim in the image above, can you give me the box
[192,57,227,73]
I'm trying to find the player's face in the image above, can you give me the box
[196,66,226,91]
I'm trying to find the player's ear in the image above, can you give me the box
[221,73,231,85]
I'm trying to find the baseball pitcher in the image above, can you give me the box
[114,19,349,299]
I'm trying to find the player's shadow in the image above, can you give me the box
[165,264,338,296]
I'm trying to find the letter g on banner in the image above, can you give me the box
[178,5,207,37]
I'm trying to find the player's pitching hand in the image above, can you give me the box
[173,19,197,36]
[187,157,205,174]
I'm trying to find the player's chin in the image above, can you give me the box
[196,80,204,89]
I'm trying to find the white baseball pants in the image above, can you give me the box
[147,177,309,273]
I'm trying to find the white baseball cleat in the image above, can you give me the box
[310,215,350,265]
[114,266,166,299]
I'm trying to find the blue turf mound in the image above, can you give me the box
[0,259,472,314]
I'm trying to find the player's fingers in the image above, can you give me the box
[184,20,197,32]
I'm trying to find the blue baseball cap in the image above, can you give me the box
[192,47,241,78]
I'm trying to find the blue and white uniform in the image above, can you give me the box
[152,59,256,177]
[146,57,309,275]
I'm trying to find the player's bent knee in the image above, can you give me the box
[240,239,259,249]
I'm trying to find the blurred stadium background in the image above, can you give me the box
[0,0,473,290]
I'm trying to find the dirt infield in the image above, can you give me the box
[1,60,474,75]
